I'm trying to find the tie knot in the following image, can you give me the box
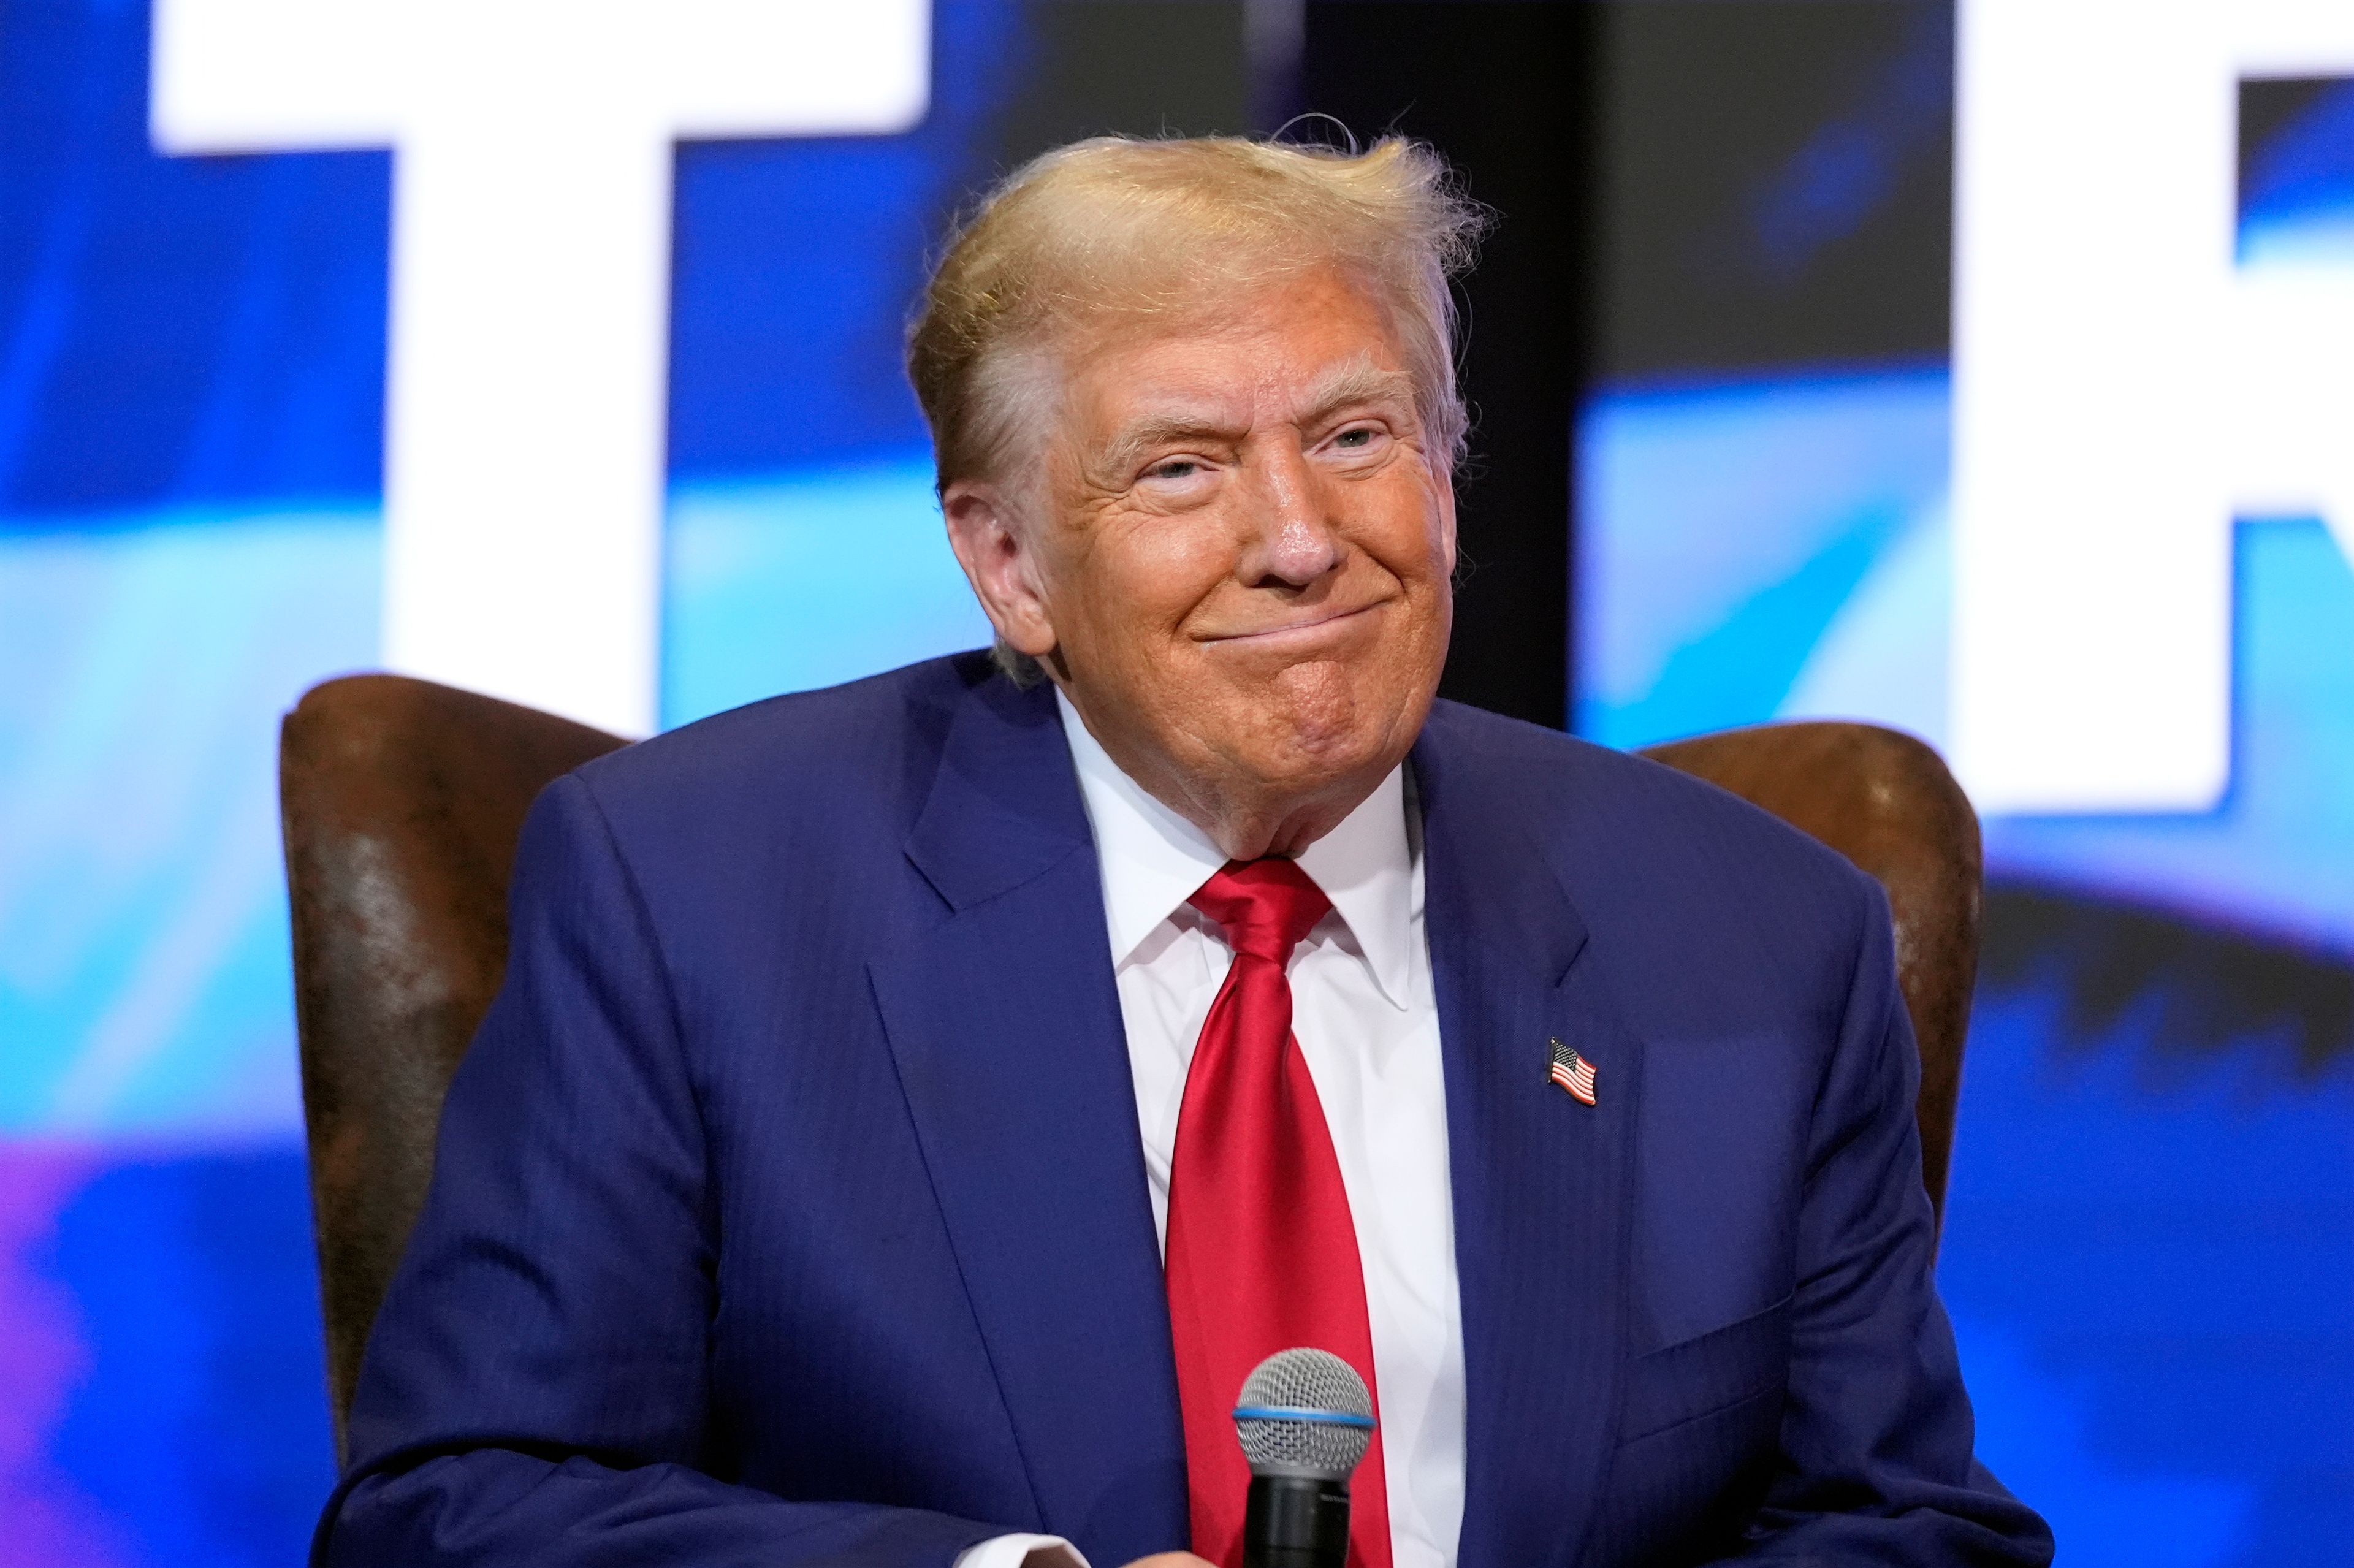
[1187,858,1333,964]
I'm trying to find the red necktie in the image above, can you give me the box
[1164,859,1393,1568]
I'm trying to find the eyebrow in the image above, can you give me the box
[1095,361,1420,476]
[1098,415,1240,477]
[1294,362,1418,428]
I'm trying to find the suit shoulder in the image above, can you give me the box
[1420,701,1881,922]
[562,650,992,834]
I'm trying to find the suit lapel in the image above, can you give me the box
[1415,714,1642,1568]
[869,676,1190,1563]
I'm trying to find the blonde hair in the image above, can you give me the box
[907,134,1487,497]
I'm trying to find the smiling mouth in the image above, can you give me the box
[1200,601,1384,645]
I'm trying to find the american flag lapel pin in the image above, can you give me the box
[1547,1037,1598,1106]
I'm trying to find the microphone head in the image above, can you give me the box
[1232,1348,1376,1481]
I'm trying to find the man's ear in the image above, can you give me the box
[942,479,1058,658]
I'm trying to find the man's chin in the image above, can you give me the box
[1225,707,1410,802]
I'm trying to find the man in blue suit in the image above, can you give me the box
[319,136,2051,1567]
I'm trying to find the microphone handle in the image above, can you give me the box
[1241,1474,1352,1568]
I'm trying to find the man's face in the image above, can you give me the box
[948,264,1457,851]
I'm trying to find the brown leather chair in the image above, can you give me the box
[280,675,1980,1460]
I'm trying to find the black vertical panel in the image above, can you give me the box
[993,1,1251,169]
[1586,1,1953,381]
[1300,2,1596,728]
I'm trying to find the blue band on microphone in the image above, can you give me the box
[1231,1404,1376,1429]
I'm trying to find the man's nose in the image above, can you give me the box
[1238,444,1344,588]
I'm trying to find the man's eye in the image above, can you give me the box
[1148,459,1198,481]
[1334,427,1376,449]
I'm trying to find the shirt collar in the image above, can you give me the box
[1056,690,1416,1010]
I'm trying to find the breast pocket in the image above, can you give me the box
[1617,1293,1794,1445]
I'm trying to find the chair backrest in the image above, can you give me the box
[280,677,1978,1458]
[280,676,625,1461]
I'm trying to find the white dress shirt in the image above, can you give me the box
[953,698,1467,1568]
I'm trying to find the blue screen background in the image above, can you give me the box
[0,3,2347,1562]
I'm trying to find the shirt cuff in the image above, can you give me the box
[952,1532,1091,1568]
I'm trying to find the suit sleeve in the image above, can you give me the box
[314,773,1004,1568]
[1723,877,2054,1564]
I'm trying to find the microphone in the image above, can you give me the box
[1231,1349,1376,1568]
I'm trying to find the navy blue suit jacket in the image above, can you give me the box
[321,652,2051,1567]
